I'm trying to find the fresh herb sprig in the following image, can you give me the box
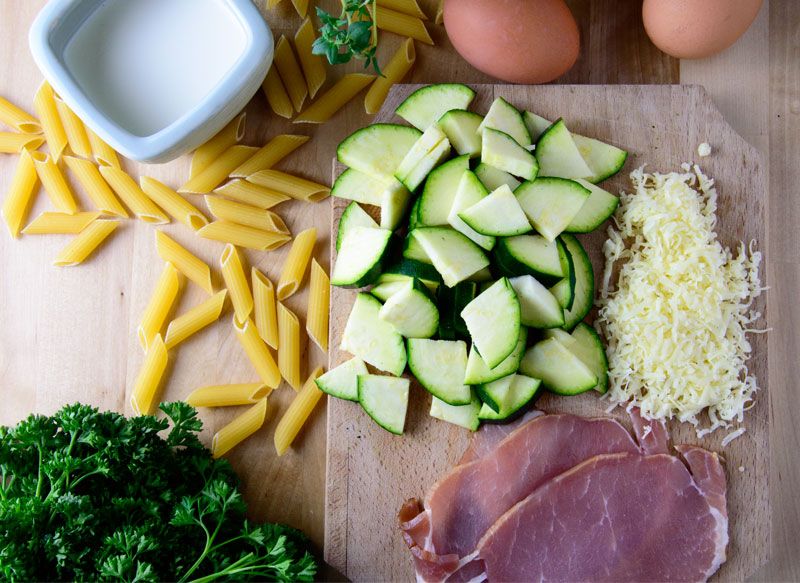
[313,0,382,76]
[0,402,317,582]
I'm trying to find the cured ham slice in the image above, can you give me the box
[476,451,728,582]
[457,409,543,465]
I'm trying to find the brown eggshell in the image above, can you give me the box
[643,0,763,59]
[443,0,580,84]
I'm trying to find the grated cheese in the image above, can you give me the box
[597,165,765,437]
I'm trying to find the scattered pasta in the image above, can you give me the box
[365,38,416,114]
[274,366,325,455]
[130,334,169,416]
[214,180,291,209]
[377,0,428,19]
[198,220,291,251]
[179,145,258,194]
[293,18,327,99]
[186,383,271,408]
[154,230,214,294]
[205,196,288,233]
[233,315,281,388]
[85,126,120,168]
[375,5,434,45]
[220,243,254,322]
[140,176,209,230]
[212,398,268,458]
[63,156,128,217]
[274,36,308,112]
[22,211,100,235]
[190,112,247,179]
[30,151,79,214]
[32,81,67,160]
[0,132,45,153]
[230,134,310,178]
[290,0,308,18]
[53,219,119,267]
[252,267,279,349]
[54,97,93,159]
[435,0,444,25]
[100,165,169,223]
[277,227,316,300]
[306,259,330,352]
[138,262,183,351]
[0,96,41,133]
[247,169,330,202]
[295,74,375,124]
[262,67,294,120]
[1,149,39,238]
[278,302,303,390]
[165,290,228,349]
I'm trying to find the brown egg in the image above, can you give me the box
[443,0,579,84]
[643,0,763,59]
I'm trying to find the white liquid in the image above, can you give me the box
[65,0,247,136]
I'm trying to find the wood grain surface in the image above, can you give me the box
[326,83,769,581]
[2,0,798,579]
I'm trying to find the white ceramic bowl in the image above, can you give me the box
[29,0,273,164]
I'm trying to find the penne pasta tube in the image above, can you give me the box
[0,132,45,153]
[274,366,324,455]
[267,0,282,7]
[85,126,121,168]
[365,38,416,114]
[197,220,291,251]
[233,316,281,388]
[190,112,246,179]
[138,262,183,351]
[293,18,327,99]
[290,0,308,17]
[247,169,330,202]
[186,383,271,408]
[375,5,434,45]
[213,180,291,209]
[277,227,316,300]
[1,149,39,238]
[220,244,254,322]
[212,398,268,458]
[30,151,79,214]
[100,165,169,223]
[130,334,169,416]
[154,230,214,294]
[230,134,310,178]
[277,302,303,390]
[262,67,294,120]
[252,267,279,349]
[377,0,428,19]
[306,259,330,352]
[205,196,289,233]
[164,290,227,349]
[54,97,93,159]
[140,176,209,230]
[295,74,376,124]
[53,219,119,266]
[179,145,258,194]
[22,211,101,235]
[63,156,128,217]
[274,36,308,112]
[0,96,41,133]
[33,82,68,160]
[435,0,444,25]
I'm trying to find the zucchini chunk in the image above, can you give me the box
[337,202,378,252]
[379,279,439,338]
[559,234,595,330]
[315,357,368,401]
[332,168,390,206]
[342,293,407,376]
[395,125,451,191]
[338,123,421,180]
[572,133,628,183]
[438,109,483,157]
[358,374,410,435]
[395,83,476,130]
[416,155,471,226]
[474,163,521,191]
[437,280,477,340]
[519,338,597,395]
[410,227,490,287]
[332,226,392,287]
[407,338,471,405]
[461,278,521,368]
[570,322,609,394]
[481,128,538,181]
[380,180,413,230]
[459,184,532,237]
[523,111,552,142]
[464,327,528,385]
[515,177,591,241]
[564,179,619,233]
[508,275,565,329]
[477,374,542,420]
[479,97,532,146]
[430,393,481,431]
[448,170,496,251]
[535,119,593,179]
[493,234,565,284]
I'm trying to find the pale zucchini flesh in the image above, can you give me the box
[481,128,538,181]
[477,374,542,421]
[378,280,439,338]
[417,155,471,226]
[338,123,422,180]
[332,168,390,206]
[572,133,628,183]
[407,338,471,405]
[342,293,407,376]
[430,393,481,431]
[447,170,496,251]
[337,201,378,252]
[315,357,368,401]
[493,234,565,284]
[535,119,594,179]
[461,278,521,368]
[332,226,392,287]
[523,111,552,142]
[395,125,451,191]
[519,338,597,395]
[458,184,532,237]
[395,83,476,131]
[474,163,521,191]
[570,322,609,393]
[560,234,595,330]
[515,177,591,241]
[358,374,410,435]
[564,179,619,233]
[464,327,528,385]
[438,109,483,157]
[479,97,532,146]
[380,180,413,230]
[411,227,490,288]
[508,275,565,329]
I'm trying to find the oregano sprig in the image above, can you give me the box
[313,0,383,76]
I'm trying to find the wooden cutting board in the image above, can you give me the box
[325,84,769,581]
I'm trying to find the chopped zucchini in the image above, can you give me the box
[410,227,490,287]
[523,111,552,142]
[464,327,528,385]
[430,394,481,431]
[543,328,576,347]
[481,128,538,180]
[437,280,477,340]
[416,155,471,226]
[519,338,597,395]
[341,293,407,376]
[570,322,609,394]
[535,119,593,179]
[479,97,532,146]
[337,202,378,252]
[358,374,410,435]
[564,179,619,233]
[508,275,565,329]
[515,177,591,241]
[438,109,483,157]
[379,279,439,338]
[572,133,628,183]
[461,278,521,368]
[315,357,368,401]
[332,168,389,206]
[474,163,521,191]
[559,234,595,330]
[384,259,442,284]
[548,238,576,311]
[338,123,421,180]
[458,184,532,237]
[332,226,392,287]
[447,170,496,251]
[380,180,413,230]
[493,234,565,284]
[403,231,433,264]
[477,374,542,421]
[370,280,408,302]
[395,83,476,130]
[407,338,471,405]
[395,125,451,191]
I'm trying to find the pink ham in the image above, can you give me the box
[476,451,728,582]
[457,409,543,465]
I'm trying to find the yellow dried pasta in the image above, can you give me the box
[277,227,316,300]
[212,398,268,458]
[164,290,228,349]
[230,134,310,178]
[220,244,254,323]
[274,366,325,455]
[306,259,330,352]
[247,170,330,202]
[295,74,375,124]
[53,220,119,266]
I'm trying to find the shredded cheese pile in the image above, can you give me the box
[597,165,765,436]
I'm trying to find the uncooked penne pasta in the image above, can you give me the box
[130,334,169,416]
[190,112,246,179]
[179,145,258,194]
[212,398,268,458]
[154,230,214,294]
[262,67,294,120]
[365,38,416,114]
[252,267,278,349]
[267,0,282,7]
[22,211,100,235]
[138,262,183,351]
[214,180,291,209]
[0,96,41,133]
[306,259,330,352]
[30,151,79,214]
[100,165,169,223]
[164,289,227,349]
[0,132,45,153]
[294,18,327,99]
[290,0,308,17]
[220,244,254,322]
[33,82,68,160]
[85,126,121,168]
[277,302,302,390]
[274,366,324,455]
[377,0,428,19]
[247,170,330,202]
[233,316,281,388]
[295,74,375,124]
[375,5,434,44]
[277,227,316,300]
[1,149,39,238]
[186,383,271,408]
[274,36,308,112]
[140,176,209,230]
[435,0,444,24]
[54,97,92,159]
[230,134,309,178]
[63,156,128,217]
[205,196,289,233]
[53,219,119,266]
[197,221,291,251]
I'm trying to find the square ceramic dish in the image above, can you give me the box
[29,0,273,163]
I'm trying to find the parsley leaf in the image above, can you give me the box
[313,0,383,76]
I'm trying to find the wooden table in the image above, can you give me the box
[1,1,797,580]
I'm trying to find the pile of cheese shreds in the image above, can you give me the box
[596,164,766,439]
